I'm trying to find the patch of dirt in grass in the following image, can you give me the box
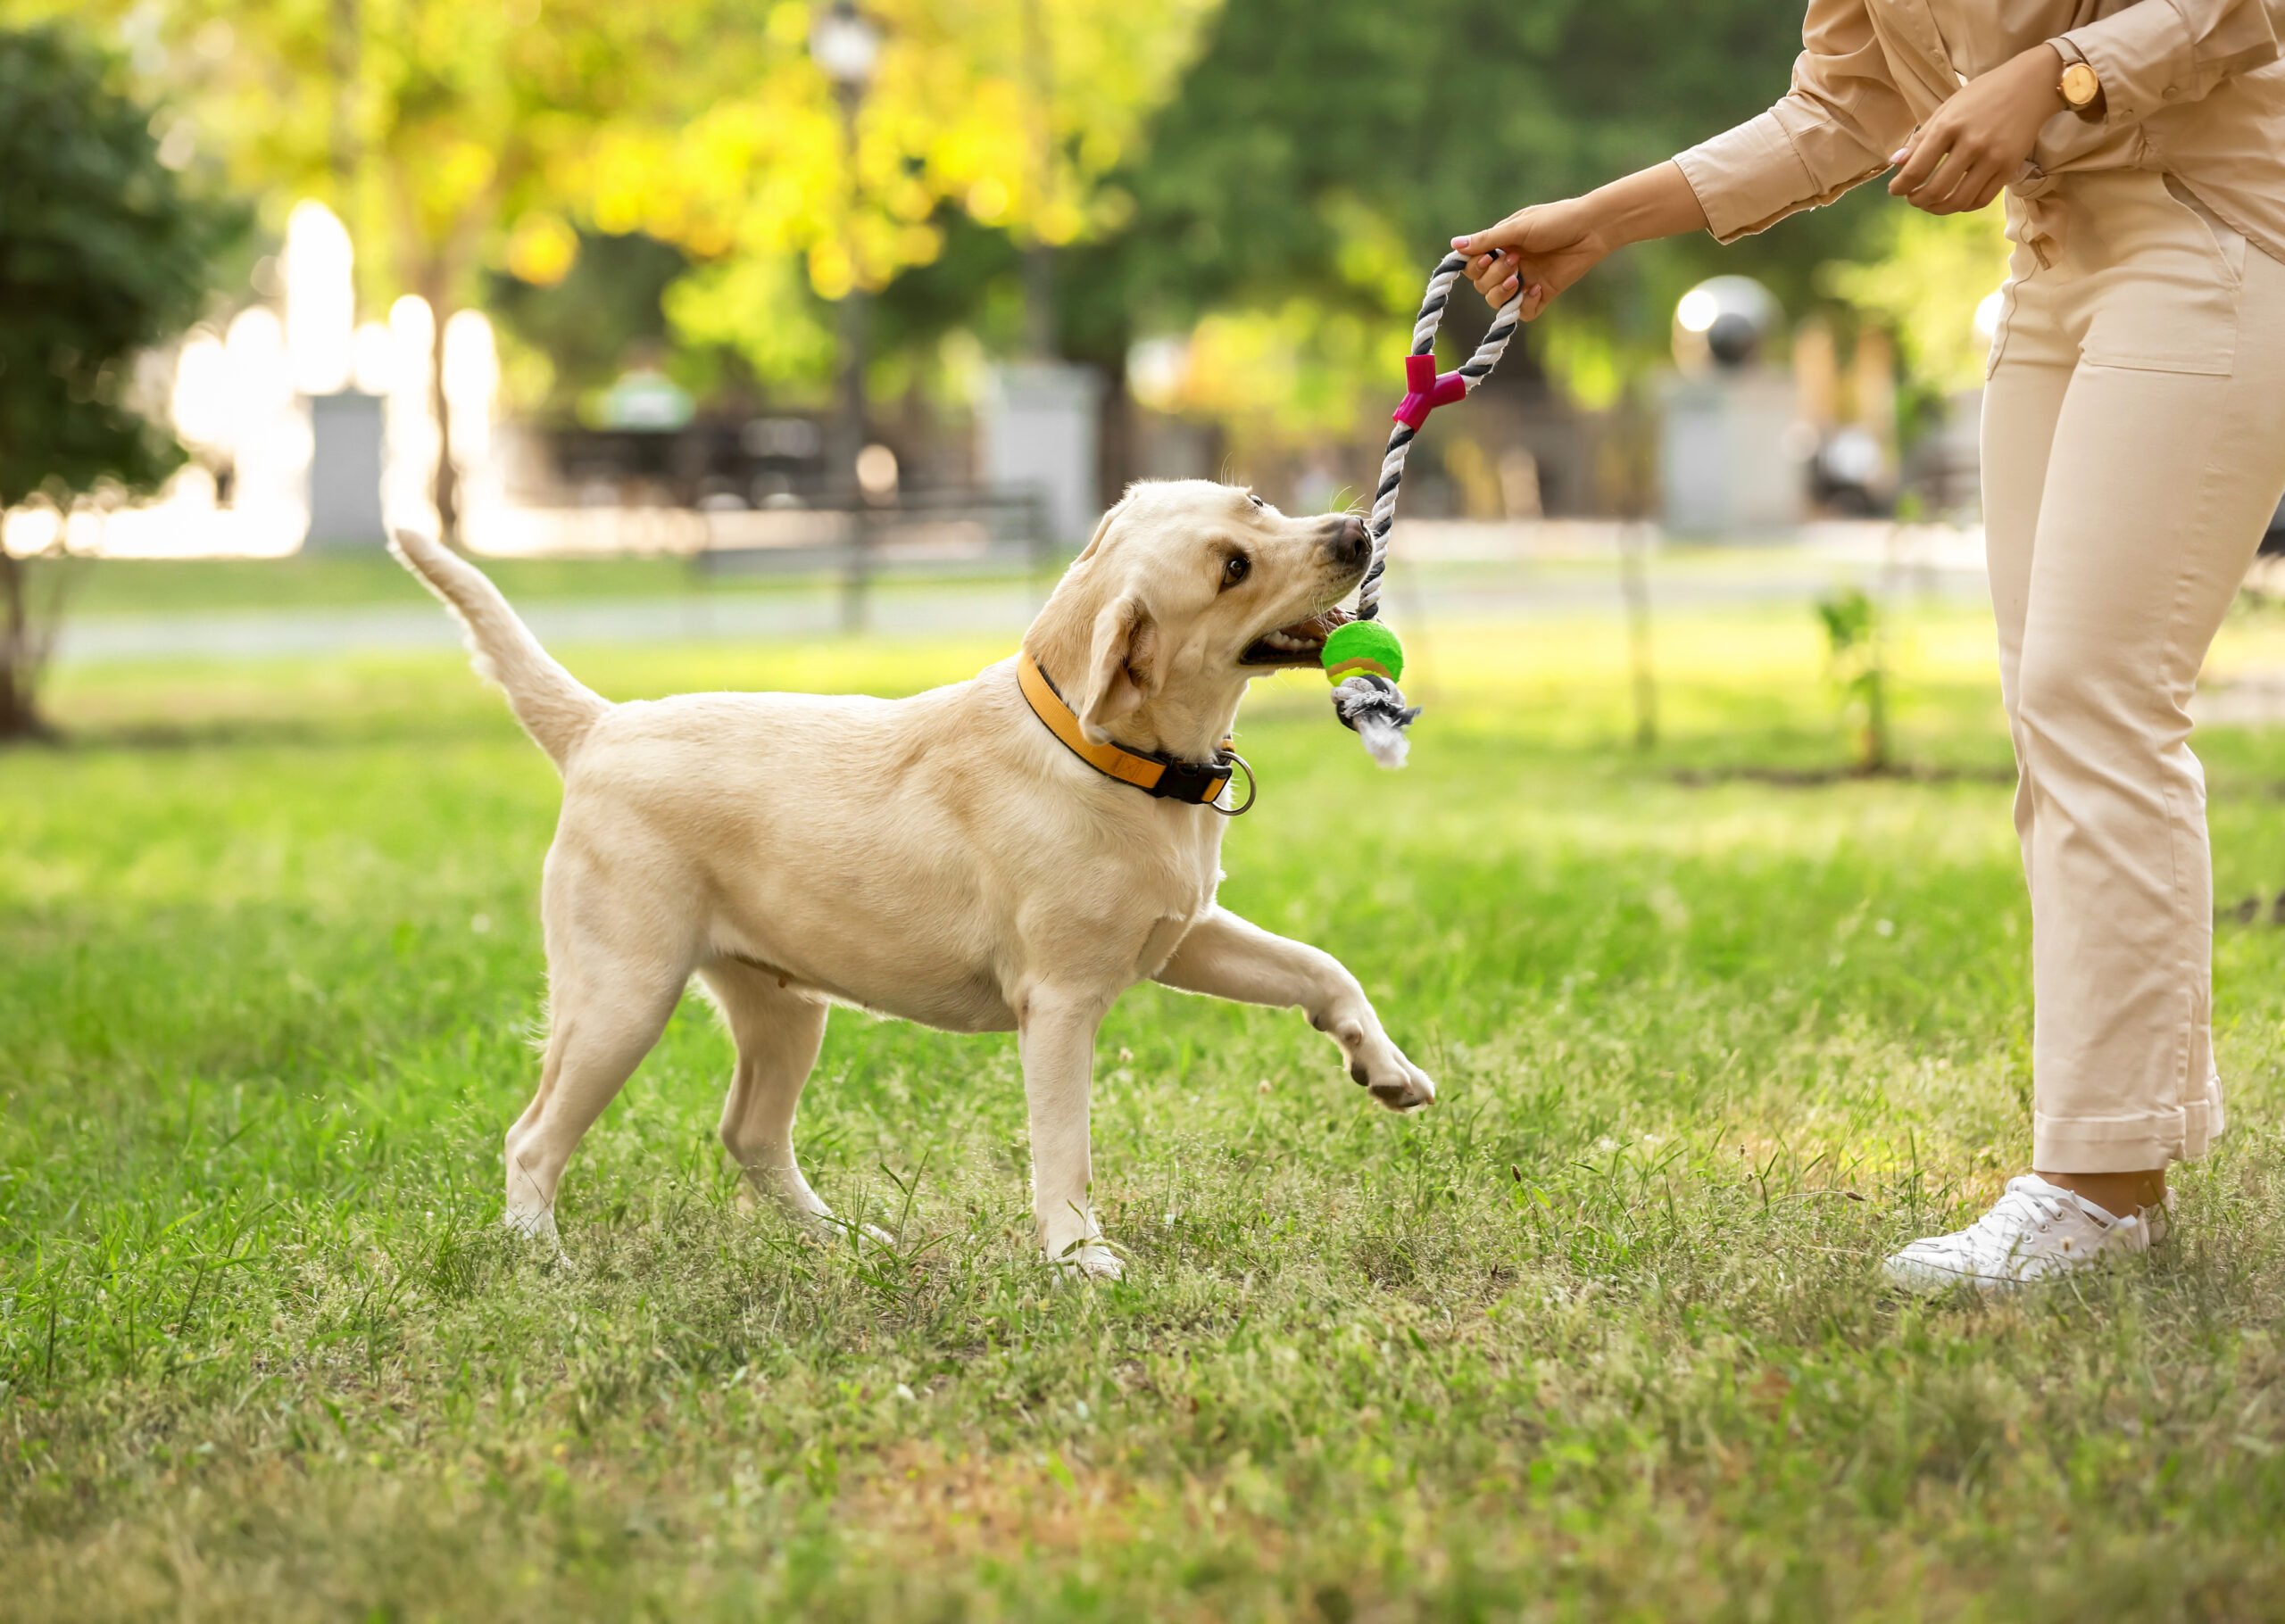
[849,1439,1147,1558]
[846,1438,1292,1571]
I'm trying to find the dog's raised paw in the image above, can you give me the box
[1355,1047,1436,1112]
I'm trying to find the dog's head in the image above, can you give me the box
[1022,480,1370,757]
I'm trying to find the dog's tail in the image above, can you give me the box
[389,528,607,772]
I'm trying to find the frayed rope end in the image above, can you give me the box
[1330,673,1419,770]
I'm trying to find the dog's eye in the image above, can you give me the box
[1222,553,1251,587]
[1247,493,1266,510]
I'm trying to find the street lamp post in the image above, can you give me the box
[812,1,881,632]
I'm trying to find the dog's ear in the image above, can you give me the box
[1075,593,1160,743]
[1073,505,1118,564]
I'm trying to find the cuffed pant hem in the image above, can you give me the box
[2032,1074,2227,1172]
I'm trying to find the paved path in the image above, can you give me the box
[54,557,1992,667]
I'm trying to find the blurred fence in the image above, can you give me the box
[461,487,1053,632]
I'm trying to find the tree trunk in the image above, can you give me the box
[0,551,32,739]
[421,265,459,543]
[1020,0,1056,360]
[1094,345,1135,507]
[0,550,62,743]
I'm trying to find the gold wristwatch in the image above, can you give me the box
[2056,44,2103,116]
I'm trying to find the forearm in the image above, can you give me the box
[1585,161,1710,252]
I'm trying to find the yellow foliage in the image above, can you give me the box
[1822,203,2012,394]
[665,251,838,392]
[504,211,579,287]
[79,0,1216,349]
[615,0,1217,298]
[1161,300,1388,443]
[1539,319,1624,412]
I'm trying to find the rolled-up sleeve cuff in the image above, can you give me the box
[1674,112,1821,244]
[2060,3,2194,127]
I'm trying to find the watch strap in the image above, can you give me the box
[2051,38,2103,115]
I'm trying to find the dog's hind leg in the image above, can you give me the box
[694,958,835,1228]
[503,863,694,1253]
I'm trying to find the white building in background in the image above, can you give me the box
[284,199,355,397]
[0,199,500,559]
[978,361,1103,547]
[284,199,383,551]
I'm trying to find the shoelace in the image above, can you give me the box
[1961,1178,2108,1252]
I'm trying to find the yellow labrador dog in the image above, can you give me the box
[391,480,1433,1279]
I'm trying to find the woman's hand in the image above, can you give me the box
[1452,165,1708,314]
[1450,197,1612,319]
[1889,44,2066,215]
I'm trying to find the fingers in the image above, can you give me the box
[1926,158,2006,215]
[1490,274,1550,319]
[1454,211,1567,313]
[1452,219,1528,257]
[1887,126,1947,197]
[1898,145,2009,215]
[1916,155,1975,213]
[1890,110,2022,213]
[1466,254,1548,315]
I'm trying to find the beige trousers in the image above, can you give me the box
[1982,169,2285,1174]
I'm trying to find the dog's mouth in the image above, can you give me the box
[1240,605,1356,667]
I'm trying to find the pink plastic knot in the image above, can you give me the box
[1392,353,1467,429]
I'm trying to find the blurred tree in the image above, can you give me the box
[0,23,241,742]
[43,0,744,538]
[1082,0,1895,452]
[1823,203,2011,437]
[43,1,1220,493]
[486,230,694,419]
[630,0,1217,394]
[690,0,1900,496]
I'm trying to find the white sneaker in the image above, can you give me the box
[1883,1174,2171,1293]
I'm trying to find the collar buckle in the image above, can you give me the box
[1209,750,1257,817]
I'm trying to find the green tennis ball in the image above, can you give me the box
[1321,619,1405,685]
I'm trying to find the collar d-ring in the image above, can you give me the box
[1211,750,1257,816]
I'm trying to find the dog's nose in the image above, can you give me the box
[1328,514,1370,569]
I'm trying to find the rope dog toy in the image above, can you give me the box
[1324,254,1524,767]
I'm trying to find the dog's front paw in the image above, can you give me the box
[503,1208,580,1272]
[1350,1042,1436,1112]
[504,1206,565,1250]
[1045,1239,1126,1282]
[812,1212,899,1251]
[1051,1242,1124,1279]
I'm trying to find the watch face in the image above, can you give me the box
[2062,62,2099,107]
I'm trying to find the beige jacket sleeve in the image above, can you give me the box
[1672,0,1917,243]
[2058,0,2282,127]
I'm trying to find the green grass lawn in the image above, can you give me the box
[7,596,2285,1620]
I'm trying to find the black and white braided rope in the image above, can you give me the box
[1333,253,1525,766]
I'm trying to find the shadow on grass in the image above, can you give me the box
[1669,762,2019,789]
[12,714,524,755]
